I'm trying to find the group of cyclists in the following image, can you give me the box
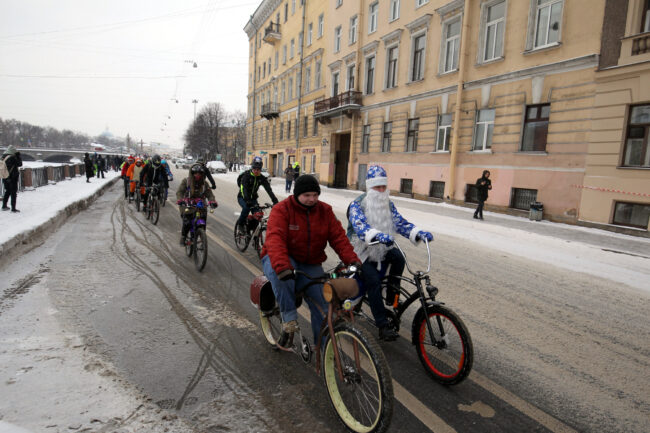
[120,154,173,211]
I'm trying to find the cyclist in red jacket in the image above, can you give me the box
[261,175,361,346]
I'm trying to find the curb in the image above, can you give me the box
[0,177,120,267]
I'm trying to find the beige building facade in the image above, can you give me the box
[245,0,649,233]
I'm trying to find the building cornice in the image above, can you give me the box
[303,48,324,64]
[343,52,357,64]
[361,85,457,112]
[435,0,464,18]
[243,0,283,38]
[362,40,380,55]
[328,60,342,70]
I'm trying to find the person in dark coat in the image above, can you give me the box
[97,155,106,178]
[284,163,294,193]
[2,145,23,213]
[84,153,94,183]
[474,170,492,220]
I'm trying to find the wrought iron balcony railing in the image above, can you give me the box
[314,91,362,116]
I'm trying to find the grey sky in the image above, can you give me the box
[0,0,257,149]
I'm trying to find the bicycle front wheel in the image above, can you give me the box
[323,322,393,433]
[151,198,160,225]
[185,233,193,257]
[254,227,266,257]
[412,305,473,385]
[194,228,208,271]
[233,223,249,252]
[135,192,141,212]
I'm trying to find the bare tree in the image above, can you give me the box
[184,102,227,161]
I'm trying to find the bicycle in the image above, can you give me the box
[250,265,394,433]
[233,203,273,256]
[352,239,473,385]
[178,197,217,272]
[134,181,144,212]
[146,184,162,225]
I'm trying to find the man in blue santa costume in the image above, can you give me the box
[347,165,433,341]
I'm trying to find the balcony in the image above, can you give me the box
[632,33,650,55]
[261,102,279,119]
[619,31,650,66]
[263,22,281,44]
[314,91,363,124]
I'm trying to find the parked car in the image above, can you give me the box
[207,160,227,173]
[175,159,185,169]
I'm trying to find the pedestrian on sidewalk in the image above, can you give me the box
[2,145,23,213]
[97,155,106,179]
[84,153,94,183]
[474,170,492,220]
[284,163,294,193]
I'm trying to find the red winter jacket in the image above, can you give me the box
[261,196,359,275]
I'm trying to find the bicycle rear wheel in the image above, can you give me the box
[412,305,473,385]
[233,223,249,252]
[151,198,160,225]
[323,322,393,433]
[253,227,266,257]
[161,189,167,207]
[194,228,208,272]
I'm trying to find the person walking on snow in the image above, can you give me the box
[474,170,492,220]
[83,153,94,183]
[347,165,433,341]
[2,145,23,213]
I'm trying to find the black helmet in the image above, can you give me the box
[251,156,263,169]
[191,164,203,173]
[152,154,161,166]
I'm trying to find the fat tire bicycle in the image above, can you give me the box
[179,198,216,272]
[233,203,272,256]
[146,184,162,225]
[250,265,394,433]
[353,239,473,385]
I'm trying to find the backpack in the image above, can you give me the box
[0,155,11,179]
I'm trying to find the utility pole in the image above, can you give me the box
[192,99,198,120]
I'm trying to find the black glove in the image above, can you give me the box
[277,269,295,281]
[211,185,216,190]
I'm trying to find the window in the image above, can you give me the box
[280,121,284,140]
[400,178,413,195]
[281,81,286,103]
[284,3,288,22]
[521,103,550,152]
[482,1,505,62]
[291,0,296,14]
[416,0,429,7]
[465,184,479,203]
[623,105,650,167]
[302,155,306,170]
[262,62,266,78]
[274,52,279,70]
[282,45,287,64]
[473,109,495,151]
[390,0,400,21]
[334,26,342,52]
[290,39,295,58]
[411,34,425,81]
[382,122,392,152]
[362,125,370,153]
[429,181,445,199]
[386,46,398,88]
[303,116,309,137]
[350,16,358,44]
[307,23,313,46]
[533,0,563,49]
[318,14,324,38]
[313,117,318,136]
[311,154,316,172]
[613,202,650,229]
[304,66,311,93]
[268,58,272,75]
[295,75,300,96]
[406,118,419,152]
[365,55,375,94]
[249,42,253,57]
[315,60,322,88]
[347,64,355,90]
[437,114,452,151]
[336,0,343,7]
[643,0,650,33]
[288,77,294,100]
[298,32,303,55]
[332,71,340,96]
[510,188,538,210]
[369,2,378,34]
[287,119,292,138]
[442,18,461,73]
[276,12,280,25]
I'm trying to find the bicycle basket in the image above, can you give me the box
[250,275,275,312]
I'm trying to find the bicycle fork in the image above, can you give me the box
[415,274,447,348]
[315,305,361,382]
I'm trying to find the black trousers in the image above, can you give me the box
[2,178,18,210]
[474,200,485,218]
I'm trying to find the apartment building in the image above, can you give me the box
[582,0,650,231]
[245,0,649,232]
[244,0,327,178]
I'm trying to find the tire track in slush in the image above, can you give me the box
[108,200,280,431]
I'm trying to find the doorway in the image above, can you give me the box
[270,154,277,177]
[334,133,350,188]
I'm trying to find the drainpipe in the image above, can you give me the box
[249,15,259,159]
[347,0,365,188]
[295,0,307,167]
[448,0,471,201]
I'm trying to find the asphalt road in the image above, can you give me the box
[7,171,648,432]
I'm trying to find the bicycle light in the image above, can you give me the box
[342,299,353,311]
[322,282,333,303]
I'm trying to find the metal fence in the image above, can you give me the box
[50,165,66,182]
[31,167,49,188]
[0,164,82,198]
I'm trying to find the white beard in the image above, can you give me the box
[354,188,394,263]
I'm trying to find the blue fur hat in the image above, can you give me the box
[365,165,387,188]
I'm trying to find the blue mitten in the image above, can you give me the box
[417,231,433,242]
[373,232,394,246]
